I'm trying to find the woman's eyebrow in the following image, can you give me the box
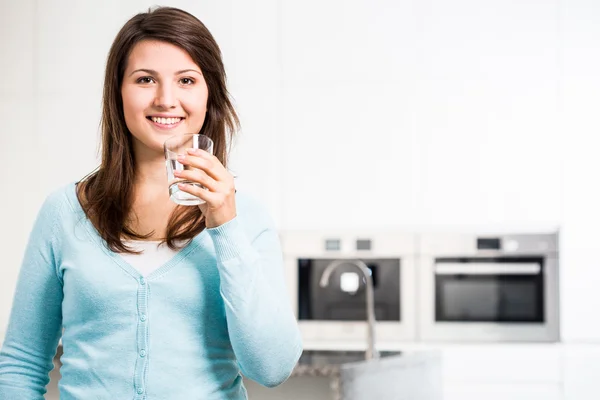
[129,68,157,77]
[175,69,202,75]
[128,68,202,77]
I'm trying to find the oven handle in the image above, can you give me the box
[435,262,541,275]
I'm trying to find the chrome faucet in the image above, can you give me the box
[319,259,379,360]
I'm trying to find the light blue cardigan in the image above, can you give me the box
[0,183,302,399]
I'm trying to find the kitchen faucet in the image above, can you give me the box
[319,259,380,360]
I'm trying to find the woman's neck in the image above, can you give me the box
[133,149,168,187]
[128,150,177,240]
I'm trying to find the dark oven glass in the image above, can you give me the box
[435,257,544,323]
[298,258,401,321]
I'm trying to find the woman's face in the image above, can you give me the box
[121,40,209,158]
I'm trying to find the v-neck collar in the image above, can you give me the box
[65,182,202,281]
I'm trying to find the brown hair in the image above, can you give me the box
[78,6,239,253]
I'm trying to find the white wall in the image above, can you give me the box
[1,0,600,384]
[0,0,37,335]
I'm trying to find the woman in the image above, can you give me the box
[0,6,302,399]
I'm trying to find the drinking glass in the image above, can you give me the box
[164,133,214,206]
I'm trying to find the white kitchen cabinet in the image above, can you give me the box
[441,345,563,400]
[563,345,600,400]
[279,1,421,231]
[559,0,600,343]
[444,383,563,400]
[415,0,561,228]
[279,0,562,231]
[221,0,284,225]
[441,344,562,384]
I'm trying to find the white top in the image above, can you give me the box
[120,240,182,276]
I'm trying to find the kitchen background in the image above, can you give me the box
[0,0,599,399]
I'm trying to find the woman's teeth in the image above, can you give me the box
[151,117,182,125]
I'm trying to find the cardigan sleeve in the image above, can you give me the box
[0,193,64,399]
[207,202,302,387]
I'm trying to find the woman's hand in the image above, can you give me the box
[173,148,237,228]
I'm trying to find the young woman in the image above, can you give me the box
[0,6,302,399]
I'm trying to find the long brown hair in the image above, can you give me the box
[78,6,239,253]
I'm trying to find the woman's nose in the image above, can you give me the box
[153,83,177,109]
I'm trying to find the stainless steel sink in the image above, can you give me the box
[298,350,402,367]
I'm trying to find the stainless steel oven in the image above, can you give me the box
[418,232,559,342]
[281,231,417,347]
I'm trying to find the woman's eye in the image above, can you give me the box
[180,78,195,85]
[137,77,155,84]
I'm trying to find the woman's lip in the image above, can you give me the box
[147,117,184,130]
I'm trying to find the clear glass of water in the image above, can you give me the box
[163,133,214,206]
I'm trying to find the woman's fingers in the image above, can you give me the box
[173,168,218,192]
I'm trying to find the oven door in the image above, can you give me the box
[420,256,559,342]
[298,258,401,322]
[295,257,417,344]
[435,257,544,323]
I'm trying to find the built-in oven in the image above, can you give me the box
[281,231,417,347]
[418,232,559,342]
